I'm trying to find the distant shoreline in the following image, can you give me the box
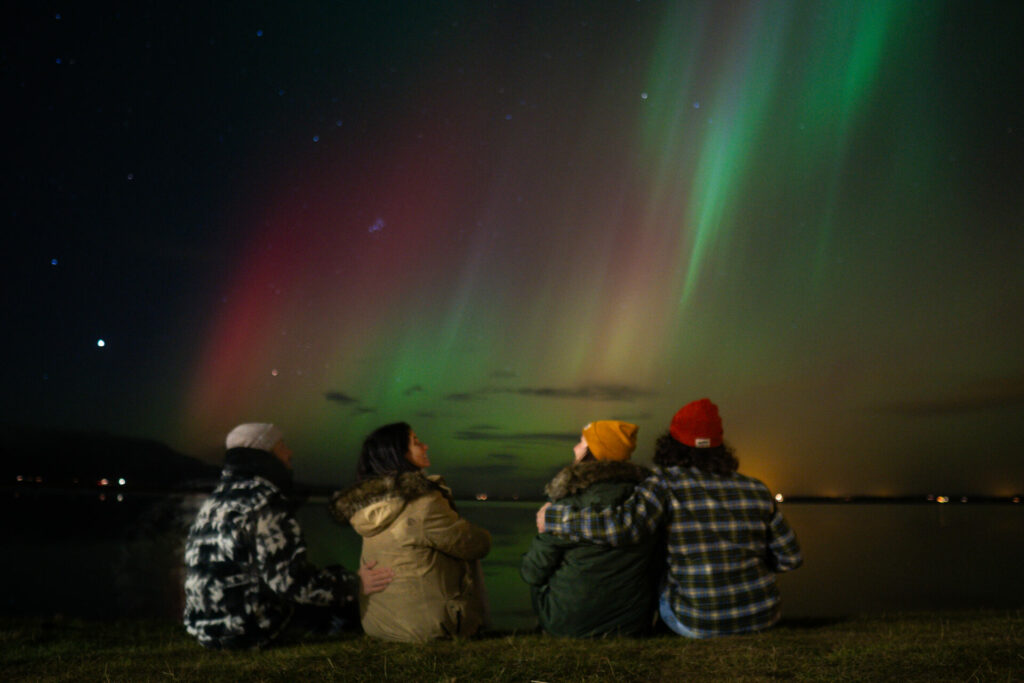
[3,484,1023,505]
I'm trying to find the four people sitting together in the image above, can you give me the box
[184,398,802,648]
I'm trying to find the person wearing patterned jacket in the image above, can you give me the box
[538,399,802,638]
[183,423,393,649]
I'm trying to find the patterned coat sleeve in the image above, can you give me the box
[254,499,360,606]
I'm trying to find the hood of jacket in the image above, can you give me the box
[329,471,452,536]
[545,460,650,501]
[222,446,294,495]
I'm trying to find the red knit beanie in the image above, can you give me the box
[669,398,723,448]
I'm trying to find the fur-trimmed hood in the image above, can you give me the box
[329,471,452,530]
[545,460,650,501]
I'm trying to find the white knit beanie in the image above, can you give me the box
[225,423,283,452]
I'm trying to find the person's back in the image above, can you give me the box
[184,423,380,649]
[184,456,301,648]
[331,471,491,642]
[521,458,659,637]
[651,464,797,636]
[330,423,491,643]
[541,400,802,639]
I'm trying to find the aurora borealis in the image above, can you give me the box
[7,1,1024,498]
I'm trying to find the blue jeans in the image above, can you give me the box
[659,596,704,639]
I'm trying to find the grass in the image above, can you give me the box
[1,610,1022,682]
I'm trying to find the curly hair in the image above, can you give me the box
[356,422,421,481]
[652,431,738,475]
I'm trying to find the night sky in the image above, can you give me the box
[6,1,1024,498]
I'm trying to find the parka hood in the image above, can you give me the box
[545,460,650,501]
[329,471,451,536]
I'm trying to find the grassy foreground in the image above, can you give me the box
[1,611,1022,682]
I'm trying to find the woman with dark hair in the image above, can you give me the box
[329,423,491,642]
[520,420,660,637]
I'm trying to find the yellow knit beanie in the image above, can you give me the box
[582,420,638,462]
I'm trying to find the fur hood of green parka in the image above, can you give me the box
[329,471,454,525]
[544,460,651,502]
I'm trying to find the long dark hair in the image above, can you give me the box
[652,431,738,475]
[356,422,421,482]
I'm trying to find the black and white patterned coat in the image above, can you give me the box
[183,448,358,649]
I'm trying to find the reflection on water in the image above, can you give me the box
[2,494,1022,630]
[775,504,1024,617]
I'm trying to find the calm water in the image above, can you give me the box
[298,500,1024,631]
[3,494,1022,630]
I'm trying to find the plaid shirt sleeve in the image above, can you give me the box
[542,477,664,546]
[765,504,803,572]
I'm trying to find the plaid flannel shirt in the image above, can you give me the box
[544,465,802,637]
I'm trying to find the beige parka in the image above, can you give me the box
[329,472,491,642]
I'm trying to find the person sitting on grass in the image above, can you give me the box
[330,422,492,642]
[183,423,393,649]
[520,420,661,637]
[538,399,803,638]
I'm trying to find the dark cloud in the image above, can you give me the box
[511,384,653,402]
[324,391,358,404]
[454,430,577,443]
[441,383,653,404]
[444,393,480,402]
[443,463,521,480]
[441,464,551,499]
[875,376,1024,416]
[404,385,425,396]
[486,452,519,462]
[352,406,377,415]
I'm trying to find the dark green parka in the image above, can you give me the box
[520,460,661,637]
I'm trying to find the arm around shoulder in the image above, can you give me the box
[543,476,665,546]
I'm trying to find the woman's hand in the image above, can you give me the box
[536,502,551,533]
[358,559,395,595]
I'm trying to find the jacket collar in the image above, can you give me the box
[545,460,650,501]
